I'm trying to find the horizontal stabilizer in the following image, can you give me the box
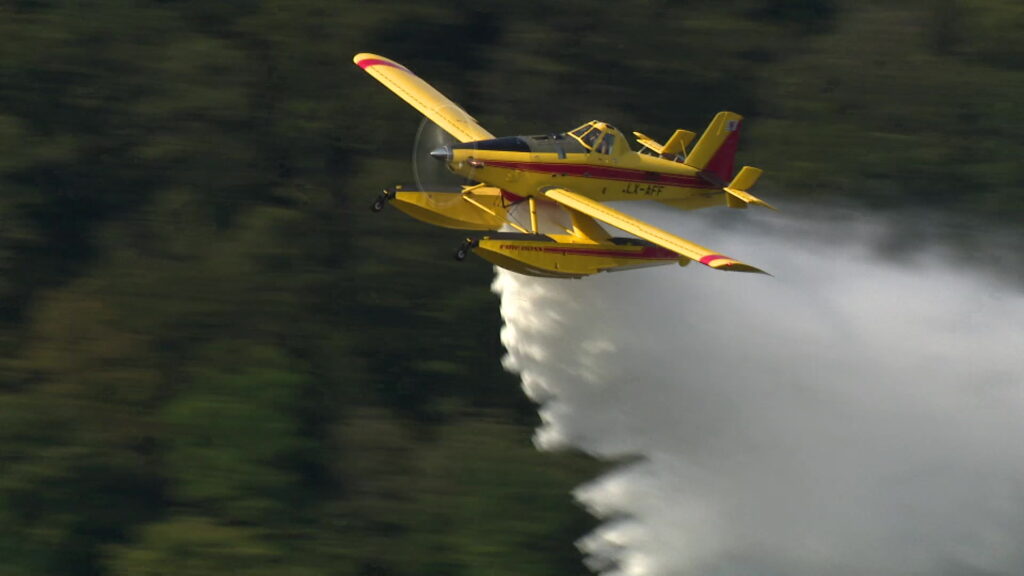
[633,129,696,157]
[662,129,696,157]
[633,131,665,154]
[723,166,776,210]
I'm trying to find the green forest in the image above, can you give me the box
[1,1,1022,574]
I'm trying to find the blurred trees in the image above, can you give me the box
[1,0,1021,574]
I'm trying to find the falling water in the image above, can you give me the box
[494,205,1024,576]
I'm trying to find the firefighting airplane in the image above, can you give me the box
[356,53,775,278]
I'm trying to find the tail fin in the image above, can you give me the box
[684,111,743,182]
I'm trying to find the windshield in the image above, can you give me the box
[568,122,605,151]
[580,128,602,149]
[567,121,624,153]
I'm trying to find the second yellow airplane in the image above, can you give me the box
[357,53,775,278]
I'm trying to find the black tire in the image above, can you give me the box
[371,198,385,212]
[454,247,468,261]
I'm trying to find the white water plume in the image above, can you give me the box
[493,204,1024,576]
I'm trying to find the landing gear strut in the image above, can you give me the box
[454,238,478,261]
[370,188,396,212]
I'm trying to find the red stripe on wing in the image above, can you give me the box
[356,58,409,72]
[699,254,731,266]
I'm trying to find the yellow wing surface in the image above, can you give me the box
[353,53,493,143]
[542,187,766,274]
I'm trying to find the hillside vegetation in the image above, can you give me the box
[1,1,1021,574]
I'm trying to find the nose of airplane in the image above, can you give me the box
[429,146,450,162]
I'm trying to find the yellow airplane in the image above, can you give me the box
[356,53,775,278]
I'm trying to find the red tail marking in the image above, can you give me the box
[703,120,741,182]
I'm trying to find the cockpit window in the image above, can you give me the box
[580,128,602,149]
[566,121,625,153]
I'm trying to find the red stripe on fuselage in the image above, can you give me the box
[546,246,677,259]
[496,244,679,260]
[356,58,409,72]
[483,160,716,189]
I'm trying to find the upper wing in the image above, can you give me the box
[354,53,494,143]
[542,187,767,274]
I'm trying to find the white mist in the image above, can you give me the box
[494,206,1024,576]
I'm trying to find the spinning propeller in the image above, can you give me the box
[371,118,475,212]
[412,118,473,192]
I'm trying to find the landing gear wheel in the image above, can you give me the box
[454,238,476,262]
[370,188,395,213]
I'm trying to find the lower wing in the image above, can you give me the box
[542,187,767,274]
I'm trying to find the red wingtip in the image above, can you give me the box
[354,54,409,72]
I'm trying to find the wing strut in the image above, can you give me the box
[528,196,539,234]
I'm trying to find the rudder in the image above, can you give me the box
[684,112,742,183]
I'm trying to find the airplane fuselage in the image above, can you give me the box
[443,137,729,211]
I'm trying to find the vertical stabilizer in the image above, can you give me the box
[684,112,743,182]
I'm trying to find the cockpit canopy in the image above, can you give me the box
[567,120,627,154]
[448,120,629,157]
